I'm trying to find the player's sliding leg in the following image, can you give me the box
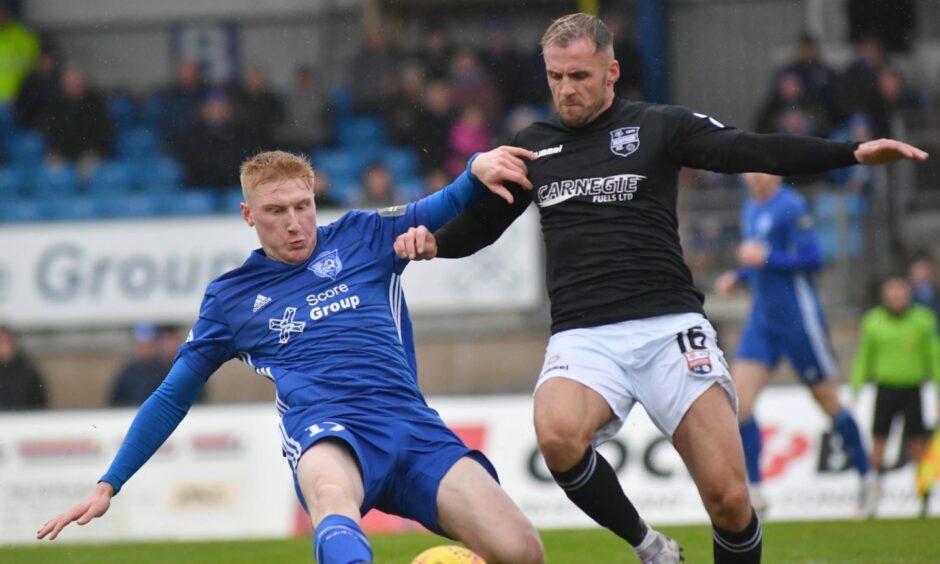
[295,440,372,564]
[809,380,876,517]
[436,456,544,564]
[731,360,773,517]
[533,378,670,560]
[673,384,762,564]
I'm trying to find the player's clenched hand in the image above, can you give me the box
[37,482,114,541]
[394,226,438,261]
[854,139,928,165]
[470,145,538,204]
[737,241,769,267]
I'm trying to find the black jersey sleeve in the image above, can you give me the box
[663,105,859,175]
[433,182,532,258]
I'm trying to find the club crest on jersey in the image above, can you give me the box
[309,249,342,280]
[610,127,640,157]
[684,350,713,375]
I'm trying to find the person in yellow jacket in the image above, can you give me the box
[852,276,940,516]
[0,4,38,104]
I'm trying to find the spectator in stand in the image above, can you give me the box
[878,66,920,115]
[843,36,889,136]
[449,48,502,131]
[179,88,252,188]
[851,276,940,516]
[503,105,543,144]
[0,325,47,411]
[350,27,399,113]
[161,61,207,155]
[413,80,454,172]
[0,3,39,104]
[445,105,491,179]
[355,162,399,209]
[109,324,173,408]
[385,62,428,146]
[909,258,940,318]
[756,72,829,137]
[423,167,450,196]
[835,114,876,193]
[14,40,59,129]
[40,66,113,162]
[481,20,522,107]
[604,13,645,101]
[778,33,845,128]
[275,64,332,152]
[312,169,342,209]
[415,24,451,81]
[232,65,284,149]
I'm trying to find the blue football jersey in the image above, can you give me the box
[739,185,823,321]
[178,204,439,416]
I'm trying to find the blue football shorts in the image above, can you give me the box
[279,403,497,535]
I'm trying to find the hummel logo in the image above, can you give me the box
[253,294,272,313]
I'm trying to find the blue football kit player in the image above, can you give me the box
[715,172,874,517]
[38,150,544,564]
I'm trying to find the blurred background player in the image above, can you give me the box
[715,172,875,517]
[851,275,940,516]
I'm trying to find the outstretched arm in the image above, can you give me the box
[667,107,928,175]
[37,360,207,540]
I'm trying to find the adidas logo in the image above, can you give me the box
[253,294,272,313]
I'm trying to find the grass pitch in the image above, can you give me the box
[5,518,939,563]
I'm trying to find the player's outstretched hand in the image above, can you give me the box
[37,482,114,541]
[714,270,739,296]
[394,225,438,261]
[854,139,928,165]
[470,145,538,204]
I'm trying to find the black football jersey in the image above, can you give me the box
[436,98,857,333]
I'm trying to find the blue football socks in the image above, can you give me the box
[833,408,871,475]
[314,514,372,564]
[739,417,762,484]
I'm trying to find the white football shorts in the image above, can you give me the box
[535,312,737,443]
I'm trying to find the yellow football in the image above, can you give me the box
[411,544,486,564]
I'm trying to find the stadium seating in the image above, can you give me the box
[106,95,138,132]
[0,166,24,199]
[336,115,386,148]
[4,130,46,170]
[34,164,79,200]
[167,189,217,216]
[88,161,134,198]
[47,196,100,221]
[116,128,161,161]
[381,146,419,179]
[0,198,43,222]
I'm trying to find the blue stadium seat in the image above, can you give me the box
[0,198,44,222]
[4,130,46,169]
[330,85,353,118]
[382,147,419,179]
[34,164,79,199]
[116,128,161,161]
[138,157,184,192]
[221,187,245,214]
[312,149,368,183]
[167,189,217,216]
[0,166,24,199]
[48,196,100,221]
[142,94,165,132]
[107,95,138,132]
[88,161,134,198]
[336,116,386,148]
[102,193,162,218]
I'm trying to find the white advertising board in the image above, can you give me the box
[1,386,935,545]
[0,209,541,329]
